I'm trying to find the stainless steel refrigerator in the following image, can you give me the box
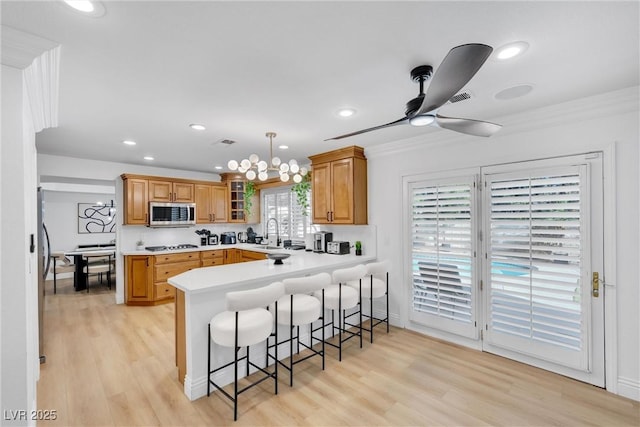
[37,187,51,364]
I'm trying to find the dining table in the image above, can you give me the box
[64,246,115,291]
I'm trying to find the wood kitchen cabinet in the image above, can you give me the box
[149,179,195,203]
[123,177,149,225]
[125,255,153,304]
[220,173,260,224]
[121,174,224,225]
[194,184,228,224]
[201,249,224,266]
[125,252,199,305]
[309,145,368,224]
[223,248,241,264]
[240,250,268,262]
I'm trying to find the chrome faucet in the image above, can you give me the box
[266,217,279,247]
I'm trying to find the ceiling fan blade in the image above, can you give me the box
[416,44,493,116]
[325,117,409,140]
[435,114,502,137]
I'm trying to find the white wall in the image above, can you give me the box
[366,86,639,400]
[43,191,116,253]
[1,63,39,425]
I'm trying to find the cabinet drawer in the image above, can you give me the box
[201,249,224,260]
[202,257,224,267]
[154,282,175,300]
[155,252,200,264]
[154,260,201,282]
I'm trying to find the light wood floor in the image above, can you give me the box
[38,278,639,426]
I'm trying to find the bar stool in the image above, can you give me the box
[207,281,284,421]
[314,264,366,361]
[347,260,390,343]
[270,272,331,386]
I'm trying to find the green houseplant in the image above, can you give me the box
[355,240,362,256]
[291,172,311,215]
[243,181,256,217]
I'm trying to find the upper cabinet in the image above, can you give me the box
[122,174,224,225]
[194,184,228,223]
[149,179,194,203]
[309,146,367,225]
[123,177,149,225]
[220,173,260,224]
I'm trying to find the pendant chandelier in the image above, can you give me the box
[227,132,308,183]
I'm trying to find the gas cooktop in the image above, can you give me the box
[145,244,198,252]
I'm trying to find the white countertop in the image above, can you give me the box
[121,243,289,256]
[168,249,376,294]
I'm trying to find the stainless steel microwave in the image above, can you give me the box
[148,202,196,227]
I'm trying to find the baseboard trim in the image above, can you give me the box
[617,377,640,401]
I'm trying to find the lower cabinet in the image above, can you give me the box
[126,255,153,304]
[126,248,268,306]
[125,252,199,306]
[201,249,224,267]
[241,250,268,262]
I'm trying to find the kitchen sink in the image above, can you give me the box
[253,245,281,250]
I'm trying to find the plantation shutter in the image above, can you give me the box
[485,166,588,368]
[409,175,477,338]
[263,187,310,240]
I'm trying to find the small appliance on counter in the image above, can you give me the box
[313,231,333,253]
[246,227,257,243]
[327,241,350,255]
[195,229,211,246]
[305,234,314,251]
[208,234,219,245]
[221,232,236,244]
[237,231,248,243]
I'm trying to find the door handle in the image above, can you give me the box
[592,271,600,298]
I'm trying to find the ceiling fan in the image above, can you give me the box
[326,43,502,141]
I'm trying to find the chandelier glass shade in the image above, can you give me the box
[227,132,308,183]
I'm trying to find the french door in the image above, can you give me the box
[481,155,604,386]
[407,154,605,386]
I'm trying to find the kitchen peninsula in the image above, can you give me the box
[166,246,375,400]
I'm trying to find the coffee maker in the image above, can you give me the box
[313,231,333,253]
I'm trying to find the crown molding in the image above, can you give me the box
[365,86,640,159]
[1,25,59,69]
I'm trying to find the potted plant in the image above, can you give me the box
[355,240,362,256]
[136,239,145,250]
[244,181,256,217]
[291,172,311,215]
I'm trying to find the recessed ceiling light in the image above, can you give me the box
[214,166,223,170]
[279,145,289,150]
[189,124,206,131]
[62,0,105,17]
[495,41,529,60]
[143,156,154,161]
[122,140,136,146]
[495,84,534,100]
[337,108,356,117]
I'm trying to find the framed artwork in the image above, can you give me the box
[78,203,116,233]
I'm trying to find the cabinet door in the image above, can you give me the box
[149,180,173,202]
[126,256,152,303]
[223,248,241,264]
[125,178,149,225]
[195,184,213,223]
[330,157,355,223]
[311,162,332,224]
[173,182,195,202]
[211,186,228,222]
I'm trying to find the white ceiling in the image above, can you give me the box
[2,1,639,174]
